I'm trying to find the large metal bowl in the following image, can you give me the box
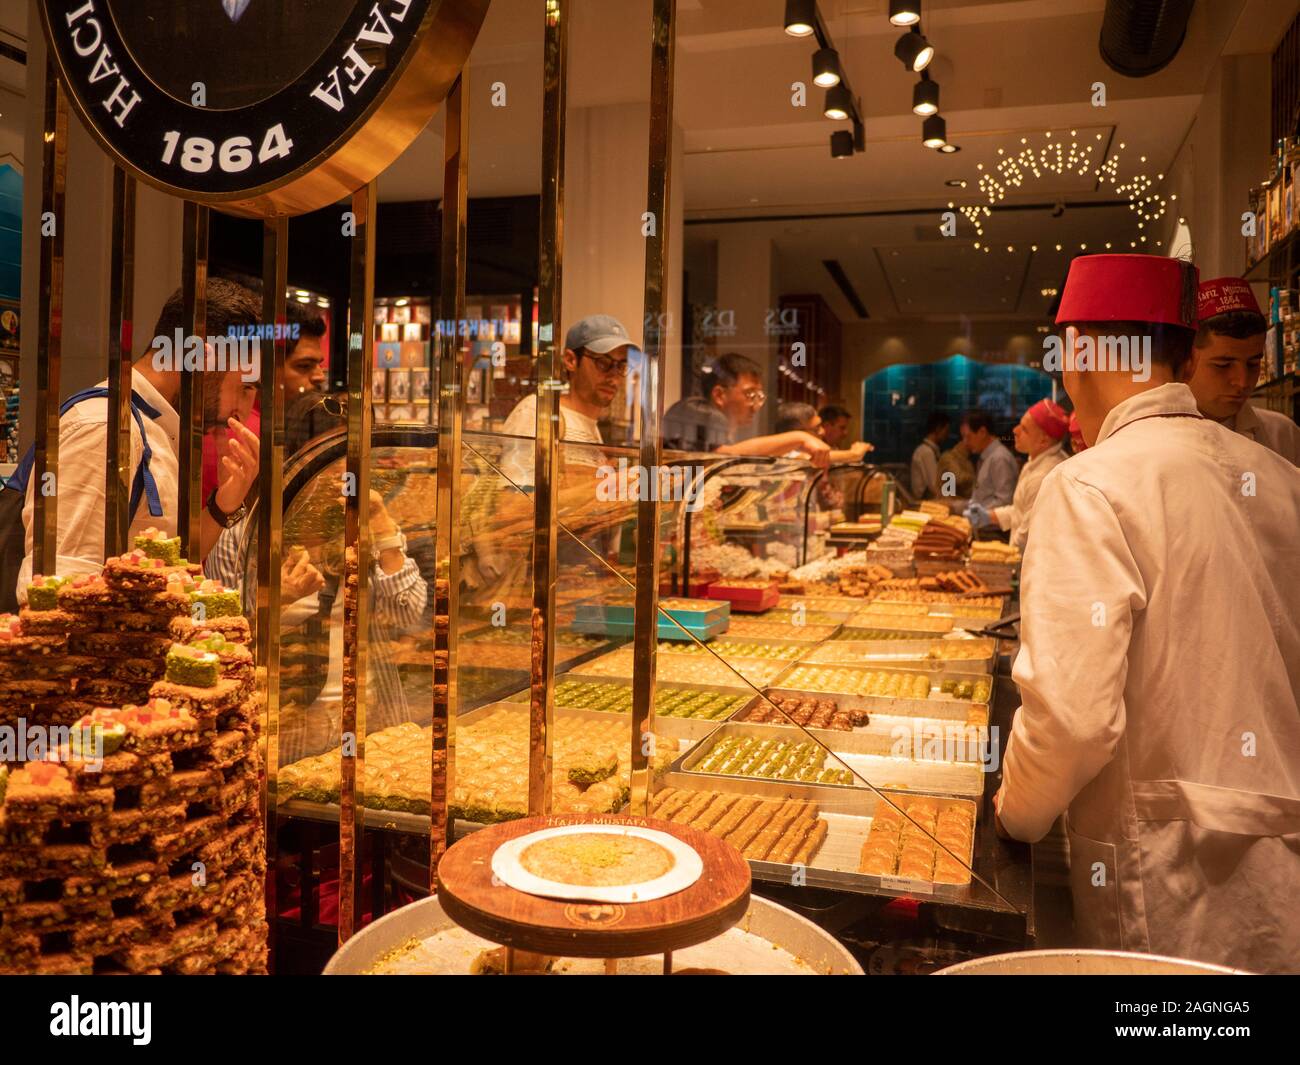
[325,893,863,975]
[932,949,1251,975]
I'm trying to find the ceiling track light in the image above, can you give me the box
[889,0,921,27]
[824,84,853,121]
[783,0,817,37]
[830,130,854,158]
[894,27,934,72]
[939,142,960,153]
[812,46,842,88]
[912,74,939,116]
[922,114,947,149]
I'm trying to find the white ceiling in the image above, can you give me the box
[374,0,1294,321]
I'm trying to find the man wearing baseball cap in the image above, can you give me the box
[972,398,1069,550]
[499,314,634,486]
[995,254,1300,972]
[1187,277,1299,464]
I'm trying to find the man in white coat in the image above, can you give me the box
[972,399,1069,550]
[996,254,1300,973]
[1187,276,1300,464]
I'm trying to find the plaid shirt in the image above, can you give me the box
[205,520,427,762]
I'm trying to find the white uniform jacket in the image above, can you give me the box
[998,383,1300,973]
[992,442,1068,550]
[1223,402,1300,465]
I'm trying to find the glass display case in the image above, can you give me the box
[240,422,1032,954]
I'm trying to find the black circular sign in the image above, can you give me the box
[41,0,489,216]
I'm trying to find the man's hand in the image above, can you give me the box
[965,501,990,528]
[337,490,398,538]
[281,547,325,601]
[215,418,259,514]
[793,431,832,469]
[848,440,873,460]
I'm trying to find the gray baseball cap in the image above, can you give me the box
[565,314,633,355]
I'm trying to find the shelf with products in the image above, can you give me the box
[372,293,534,428]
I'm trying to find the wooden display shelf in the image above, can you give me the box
[435,814,750,960]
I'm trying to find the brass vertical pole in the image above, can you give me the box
[256,218,288,963]
[32,62,67,576]
[104,168,136,557]
[340,183,376,941]
[629,0,677,816]
[430,73,469,884]
[529,0,568,816]
[178,203,210,557]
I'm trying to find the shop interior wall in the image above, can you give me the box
[18,10,182,453]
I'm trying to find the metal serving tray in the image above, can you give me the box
[788,655,997,692]
[577,648,792,689]
[798,638,996,674]
[733,688,990,762]
[653,770,979,900]
[672,721,986,798]
[505,677,762,743]
[776,663,992,706]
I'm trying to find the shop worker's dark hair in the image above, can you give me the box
[1194,310,1268,347]
[151,277,261,346]
[700,351,762,394]
[819,404,851,423]
[925,411,950,435]
[775,402,818,433]
[1063,320,1197,375]
[962,411,994,434]
[286,299,327,341]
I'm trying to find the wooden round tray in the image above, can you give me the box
[436,814,751,959]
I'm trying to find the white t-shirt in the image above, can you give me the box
[498,393,604,487]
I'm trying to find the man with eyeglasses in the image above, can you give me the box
[662,352,830,467]
[499,314,633,486]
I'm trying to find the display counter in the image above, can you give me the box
[241,425,1031,963]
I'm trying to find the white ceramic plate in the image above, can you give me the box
[491,823,703,904]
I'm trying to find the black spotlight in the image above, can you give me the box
[889,0,921,26]
[823,84,853,121]
[831,130,854,158]
[922,114,947,149]
[813,47,842,88]
[912,76,939,116]
[783,0,817,37]
[895,27,934,72]
[939,142,961,154]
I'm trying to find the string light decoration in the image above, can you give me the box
[955,131,1170,253]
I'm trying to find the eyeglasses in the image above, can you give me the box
[742,388,767,407]
[580,351,630,376]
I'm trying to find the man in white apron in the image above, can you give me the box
[996,254,1300,973]
[1187,277,1300,464]
[973,399,1069,550]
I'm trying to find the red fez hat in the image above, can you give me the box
[1027,399,1069,440]
[1068,411,1087,451]
[1197,277,1262,322]
[1056,254,1199,329]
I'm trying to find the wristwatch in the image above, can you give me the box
[206,489,248,530]
[373,529,407,555]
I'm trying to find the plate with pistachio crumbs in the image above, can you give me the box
[492,824,703,903]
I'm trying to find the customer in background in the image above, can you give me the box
[960,411,1018,532]
[817,404,853,448]
[936,438,975,500]
[910,412,950,500]
[979,399,1069,550]
[498,314,634,486]
[1187,277,1299,464]
[662,353,830,467]
[774,401,872,463]
[202,298,328,500]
